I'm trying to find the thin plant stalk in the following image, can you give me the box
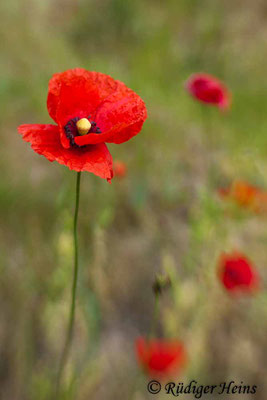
[55,171,82,396]
[150,293,160,339]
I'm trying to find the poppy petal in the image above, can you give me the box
[55,75,101,127]
[18,124,113,180]
[135,337,186,378]
[47,69,98,123]
[186,73,231,109]
[47,69,147,148]
[47,69,129,125]
[218,252,259,294]
[74,91,147,146]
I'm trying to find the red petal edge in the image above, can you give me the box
[47,69,130,125]
[75,91,147,146]
[47,69,147,147]
[18,124,113,181]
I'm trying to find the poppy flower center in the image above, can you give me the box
[226,267,241,282]
[76,118,91,135]
[64,116,102,147]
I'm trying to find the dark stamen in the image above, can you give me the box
[64,116,102,147]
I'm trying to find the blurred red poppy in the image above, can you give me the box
[218,181,267,213]
[186,73,231,109]
[135,337,186,378]
[18,69,147,181]
[114,160,127,178]
[218,252,259,294]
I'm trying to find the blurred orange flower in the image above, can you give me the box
[135,337,186,378]
[218,181,267,213]
[114,160,127,178]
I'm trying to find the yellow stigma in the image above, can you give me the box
[76,118,91,135]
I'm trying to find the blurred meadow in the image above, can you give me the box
[1,0,267,399]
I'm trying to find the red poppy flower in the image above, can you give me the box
[18,69,147,181]
[114,160,127,178]
[186,73,231,109]
[135,337,186,378]
[218,252,259,294]
[218,181,266,213]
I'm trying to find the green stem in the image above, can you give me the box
[54,171,81,397]
[150,293,160,339]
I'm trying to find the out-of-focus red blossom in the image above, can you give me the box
[113,160,127,178]
[135,337,186,378]
[218,252,259,294]
[18,69,147,181]
[186,73,231,110]
[218,181,267,213]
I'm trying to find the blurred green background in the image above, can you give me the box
[1,0,267,399]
